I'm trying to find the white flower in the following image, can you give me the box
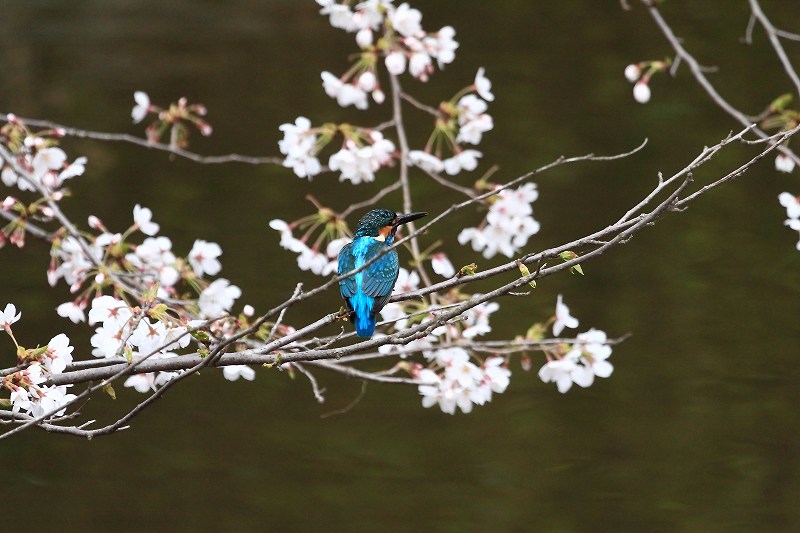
[443,150,481,175]
[317,1,356,31]
[431,252,455,278]
[474,67,494,101]
[483,357,510,394]
[624,64,641,82]
[633,81,651,103]
[58,157,87,182]
[394,267,420,294]
[408,49,432,80]
[379,302,409,330]
[462,300,499,338]
[88,295,132,327]
[329,140,388,185]
[131,91,150,123]
[779,192,800,219]
[125,373,156,393]
[126,236,179,287]
[538,358,578,393]
[1,303,22,329]
[223,365,256,381]
[408,150,444,174]
[418,369,444,409]
[297,246,330,275]
[553,294,579,336]
[321,71,369,109]
[269,219,306,253]
[189,239,222,277]
[425,26,458,68]
[564,328,614,388]
[31,385,77,418]
[56,301,85,324]
[133,204,160,236]
[43,333,74,375]
[10,388,32,414]
[389,3,423,37]
[776,153,796,173]
[32,147,67,182]
[198,278,242,318]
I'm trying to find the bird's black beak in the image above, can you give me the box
[393,212,427,227]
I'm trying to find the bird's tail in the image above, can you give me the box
[355,314,376,338]
[351,295,376,337]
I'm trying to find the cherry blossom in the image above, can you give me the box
[133,204,160,236]
[443,149,481,175]
[408,150,444,173]
[189,239,223,277]
[131,91,151,123]
[42,333,74,375]
[1,303,21,329]
[553,294,579,336]
[779,192,800,220]
[538,358,579,393]
[775,153,796,173]
[473,67,494,102]
[431,252,454,278]
[223,365,256,381]
[389,3,423,38]
[198,278,242,318]
[56,301,86,324]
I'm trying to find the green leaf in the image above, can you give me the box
[570,264,585,276]
[770,93,793,112]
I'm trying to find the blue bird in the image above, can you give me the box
[338,209,427,338]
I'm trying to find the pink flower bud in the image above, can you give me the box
[2,196,17,210]
[624,63,641,82]
[6,113,17,123]
[243,304,255,317]
[51,191,64,201]
[54,128,66,137]
[88,215,103,229]
[39,206,54,218]
[372,89,385,104]
[356,28,373,49]
[198,121,213,136]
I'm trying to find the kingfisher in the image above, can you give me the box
[338,209,427,338]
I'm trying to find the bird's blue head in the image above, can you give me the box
[353,209,427,244]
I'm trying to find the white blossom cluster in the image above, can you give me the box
[458,182,541,259]
[1,304,77,418]
[537,295,614,394]
[316,0,458,86]
[1,139,86,194]
[269,219,350,276]
[778,192,800,250]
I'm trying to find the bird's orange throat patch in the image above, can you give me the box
[376,225,393,241]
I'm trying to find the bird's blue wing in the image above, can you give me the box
[337,242,358,299]
[361,243,399,313]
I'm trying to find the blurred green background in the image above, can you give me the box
[1,1,799,531]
